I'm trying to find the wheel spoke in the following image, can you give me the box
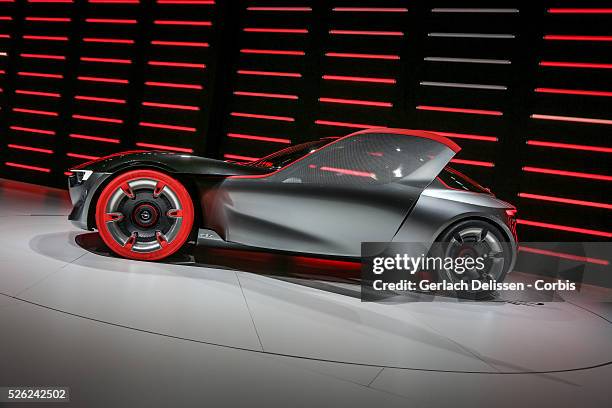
[153,181,166,198]
[124,232,138,251]
[120,183,135,199]
[156,231,168,248]
[104,212,124,223]
[167,209,183,218]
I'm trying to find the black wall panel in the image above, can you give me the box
[0,1,610,246]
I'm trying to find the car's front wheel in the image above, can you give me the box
[95,169,194,261]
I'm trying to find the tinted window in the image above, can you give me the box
[437,167,490,193]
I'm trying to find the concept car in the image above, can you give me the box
[68,128,518,285]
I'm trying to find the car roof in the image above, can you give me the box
[346,127,461,153]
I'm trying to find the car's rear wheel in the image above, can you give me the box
[95,169,194,261]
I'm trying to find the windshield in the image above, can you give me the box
[247,139,334,169]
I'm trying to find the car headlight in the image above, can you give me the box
[70,169,93,183]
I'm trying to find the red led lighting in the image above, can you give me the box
[224,154,258,162]
[548,8,612,13]
[314,120,378,129]
[319,97,392,108]
[320,166,375,178]
[238,70,301,78]
[25,17,71,22]
[322,75,396,84]
[234,91,298,100]
[544,35,612,42]
[20,53,66,60]
[247,7,311,11]
[535,88,612,97]
[0,34,9,38]
[240,49,304,56]
[151,40,209,47]
[5,162,51,173]
[0,16,11,20]
[135,142,194,153]
[450,158,495,167]
[519,246,609,266]
[332,7,408,12]
[526,140,612,153]
[540,61,612,69]
[88,0,139,3]
[244,28,308,34]
[81,57,132,64]
[78,76,128,84]
[154,20,212,26]
[8,144,53,154]
[426,130,498,142]
[70,134,120,144]
[227,133,291,144]
[28,0,73,2]
[23,35,68,41]
[13,108,58,116]
[522,166,612,181]
[531,114,612,125]
[157,0,214,3]
[231,112,295,122]
[145,81,202,90]
[417,105,503,116]
[148,61,205,69]
[15,90,61,98]
[67,153,100,160]
[18,72,63,79]
[330,30,404,36]
[83,38,135,44]
[142,101,199,111]
[325,52,400,60]
[85,18,137,24]
[518,193,612,210]
[517,219,612,238]
[75,95,126,104]
[72,114,123,124]
[10,126,55,135]
[139,122,196,132]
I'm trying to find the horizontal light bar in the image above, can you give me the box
[21,53,65,60]
[135,142,194,153]
[151,40,209,47]
[544,35,612,41]
[148,61,205,68]
[426,130,498,142]
[67,152,99,160]
[450,158,495,167]
[157,0,214,3]
[548,8,612,14]
[154,20,212,26]
[535,88,612,97]
[83,38,134,44]
[526,140,612,153]
[142,101,199,111]
[8,144,53,154]
[25,17,71,22]
[75,95,126,104]
[417,105,503,116]
[240,49,304,56]
[227,133,291,144]
[88,0,140,3]
[5,162,51,173]
[72,114,123,124]
[10,126,55,135]
[518,193,612,210]
[23,35,68,41]
[325,52,399,60]
[224,154,258,162]
[247,7,311,12]
[420,81,507,90]
[319,97,392,107]
[522,166,612,181]
[70,133,120,144]
[15,89,61,98]
[432,8,518,13]
[13,107,58,116]
[322,74,396,84]
[85,18,136,24]
[81,57,132,64]
[244,28,308,34]
[540,61,612,69]
[78,76,128,84]
[517,219,611,238]
[424,57,511,64]
[332,7,408,12]
[429,33,515,39]
[519,246,609,266]
[314,120,378,129]
[139,122,196,132]
[145,81,202,89]
[330,30,403,36]
[234,91,298,100]
[531,113,612,125]
[231,112,294,122]
[238,69,301,78]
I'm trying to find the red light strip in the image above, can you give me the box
[148,61,205,69]
[238,70,302,78]
[544,35,612,42]
[154,20,212,26]
[227,133,291,144]
[23,35,68,41]
[320,166,375,178]
[332,7,408,12]
[531,114,612,125]
[314,120,378,129]
[240,49,304,56]
[0,34,10,39]
[417,105,503,116]
[72,114,123,124]
[519,246,609,266]
[18,72,63,79]
[234,91,298,100]
[20,53,65,60]
[325,52,400,60]
[0,16,12,20]
[329,30,404,36]
[83,38,135,45]
[13,108,58,116]
[78,76,128,84]
[224,154,258,162]
[85,18,137,24]
[28,0,73,2]
[540,61,612,69]
[522,166,612,181]
[5,162,51,173]
[426,130,498,142]
[25,17,71,22]
[75,95,126,104]
[15,90,61,98]
[157,0,214,3]
[231,112,295,122]
[135,142,194,153]
[70,134,120,144]
[142,101,199,111]
[526,140,612,153]
[450,158,495,167]
[10,126,55,135]
[535,88,612,97]
[151,40,209,47]
[8,144,53,154]
[88,0,140,3]
[319,97,392,108]
[139,122,196,132]
[67,152,100,160]
[81,57,132,64]
[244,28,308,34]
[145,81,202,90]
[322,75,396,84]
[518,193,612,210]
[517,219,611,238]
[548,8,612,14]
[247,7,311,11]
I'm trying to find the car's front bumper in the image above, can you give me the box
[67,171,111,230]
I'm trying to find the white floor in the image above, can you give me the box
[0,178,611,407]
